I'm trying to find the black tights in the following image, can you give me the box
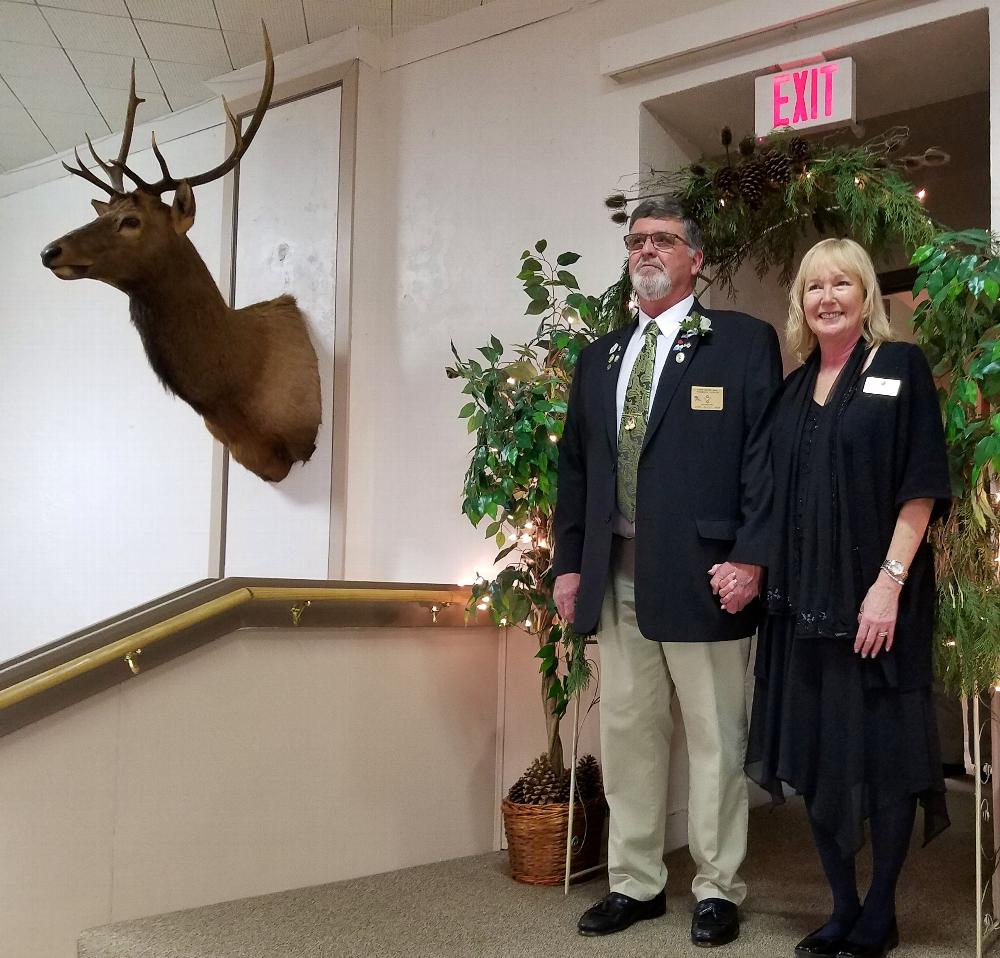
[807,795,917,945]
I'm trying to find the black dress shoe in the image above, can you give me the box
[577,890,666,936]
[795,928,845,957]
[691,898,740,947]
[834,918,899,958]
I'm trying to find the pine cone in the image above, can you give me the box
[788,136,811,164]
[738,160,767,208]
[713,166,739,201]
[763,149,791,188]
[575,754,603,801]
[689,162,707,178]
[604,193,628,210]
[610,210,629,225]
[720,126,733,149]
[738,135,756,158]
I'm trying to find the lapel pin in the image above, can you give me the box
[675,352,686,363]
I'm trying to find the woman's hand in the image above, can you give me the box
[855,573,901,657]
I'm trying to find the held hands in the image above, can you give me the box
[708,562,762,614]
[855,572,901,658]
[554,572,581,624]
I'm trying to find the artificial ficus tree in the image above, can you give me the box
[446,241,610,774]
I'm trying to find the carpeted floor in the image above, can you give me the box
[79,786,980,958]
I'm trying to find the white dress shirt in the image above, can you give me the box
[614,294,695,432]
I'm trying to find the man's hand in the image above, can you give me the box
[554,572,581,624]
[708,561,762,614]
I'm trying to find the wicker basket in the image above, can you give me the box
[502,796,607,885]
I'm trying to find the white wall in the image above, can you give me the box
[0,623,499,958]
[0,125,225,661]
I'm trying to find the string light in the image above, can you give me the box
[507,377,516,385]
[538,538,549,549]
[525,521,535,531]
[916,188,927,202]
[549,434,558,443]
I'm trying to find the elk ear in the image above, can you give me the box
[91,199,111,216]
[171,181,196,235]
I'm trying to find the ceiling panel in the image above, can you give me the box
[38,0,130,15]
[0,1,60,45]
[42,7,145,56]
[68,49,161,93]
[214,0,307,67]
[0,78,18,109]
[88,84,169,130]
[151,57,217,106]
[31,105,111,150]
[393,0,480,18]
[304,0,391,41]
[126,0,218,29]
[0,40,79,80]
[134,19,231,68]
[6,71,101,114]
[0,104,54,168]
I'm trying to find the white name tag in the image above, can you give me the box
[863,376,901,397]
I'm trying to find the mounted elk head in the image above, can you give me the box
[40,26,321,483]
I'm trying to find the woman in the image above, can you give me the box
[744,238,951,958]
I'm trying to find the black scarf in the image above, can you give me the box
[765,337,870,638]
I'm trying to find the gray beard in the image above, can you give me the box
[631,264,671,301]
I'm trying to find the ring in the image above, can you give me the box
[877,631,888,638]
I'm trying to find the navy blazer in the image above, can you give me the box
[551,299,782,642]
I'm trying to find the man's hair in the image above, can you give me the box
[628,196,703,253]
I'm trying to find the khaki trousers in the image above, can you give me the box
[599,537,750,904]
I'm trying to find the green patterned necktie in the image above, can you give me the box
[617,320,661,522]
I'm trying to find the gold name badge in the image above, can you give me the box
[691,386,724,411]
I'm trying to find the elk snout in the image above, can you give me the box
[40,244,62,267]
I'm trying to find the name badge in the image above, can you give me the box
[691,386,724,411]
[862,376,901,397]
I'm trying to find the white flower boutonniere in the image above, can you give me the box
[677,311,712,341]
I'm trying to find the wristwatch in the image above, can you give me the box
[880,559,908,585]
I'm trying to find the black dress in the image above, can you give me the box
[746,340,951,856]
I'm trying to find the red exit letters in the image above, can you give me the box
[772,63,839,128]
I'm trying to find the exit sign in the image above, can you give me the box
[755,57,856,137]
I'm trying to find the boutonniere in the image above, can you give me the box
[607,341,623,369]
[678,310,712,341]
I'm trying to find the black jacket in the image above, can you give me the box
[552,300,782,641]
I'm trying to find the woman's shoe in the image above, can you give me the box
[794,928,845,957]
[834,918,899,958]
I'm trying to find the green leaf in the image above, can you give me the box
[910,244,934,266]
[522,257,542,272]
[458,402,476,418]
[984,277,999,304]
[484,520,500,538]
[520,250,530,260]
[556,251,581,266]
[534,239,548,254]
[525,300,548,316]
[496,532,505,548]
[557,270,580,290]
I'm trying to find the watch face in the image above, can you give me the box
[885,560,905,576]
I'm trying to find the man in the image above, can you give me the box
[552,197,781,947]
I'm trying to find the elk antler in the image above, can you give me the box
[116,23,275,196]
[63,23,274,199]
[63,61,145,196]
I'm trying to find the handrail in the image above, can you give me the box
[0,583,470,713]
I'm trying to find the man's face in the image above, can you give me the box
[627,217,703,304]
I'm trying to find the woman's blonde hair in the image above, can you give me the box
[787,237,892,362]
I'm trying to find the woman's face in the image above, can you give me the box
[802,261,865,344]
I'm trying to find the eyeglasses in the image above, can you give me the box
[623,231,690,253]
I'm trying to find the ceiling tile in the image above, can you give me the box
[126,0,218,29]
[0,77,21,108]
[150,57,215,103]
[0,40,78,80]
[304,0,390,41]
[393,0,479,19]
[0,104,54,169]
[29,105,110,150]
[213,0,306,63]
[38,0,129,14]
[68,49,161,93]
[42,7,145,55]
[134,20,230,68]
[6,70,101,113]
[87,84,169,130]
[0,1,60,45]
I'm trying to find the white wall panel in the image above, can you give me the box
[224,85,341,577]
